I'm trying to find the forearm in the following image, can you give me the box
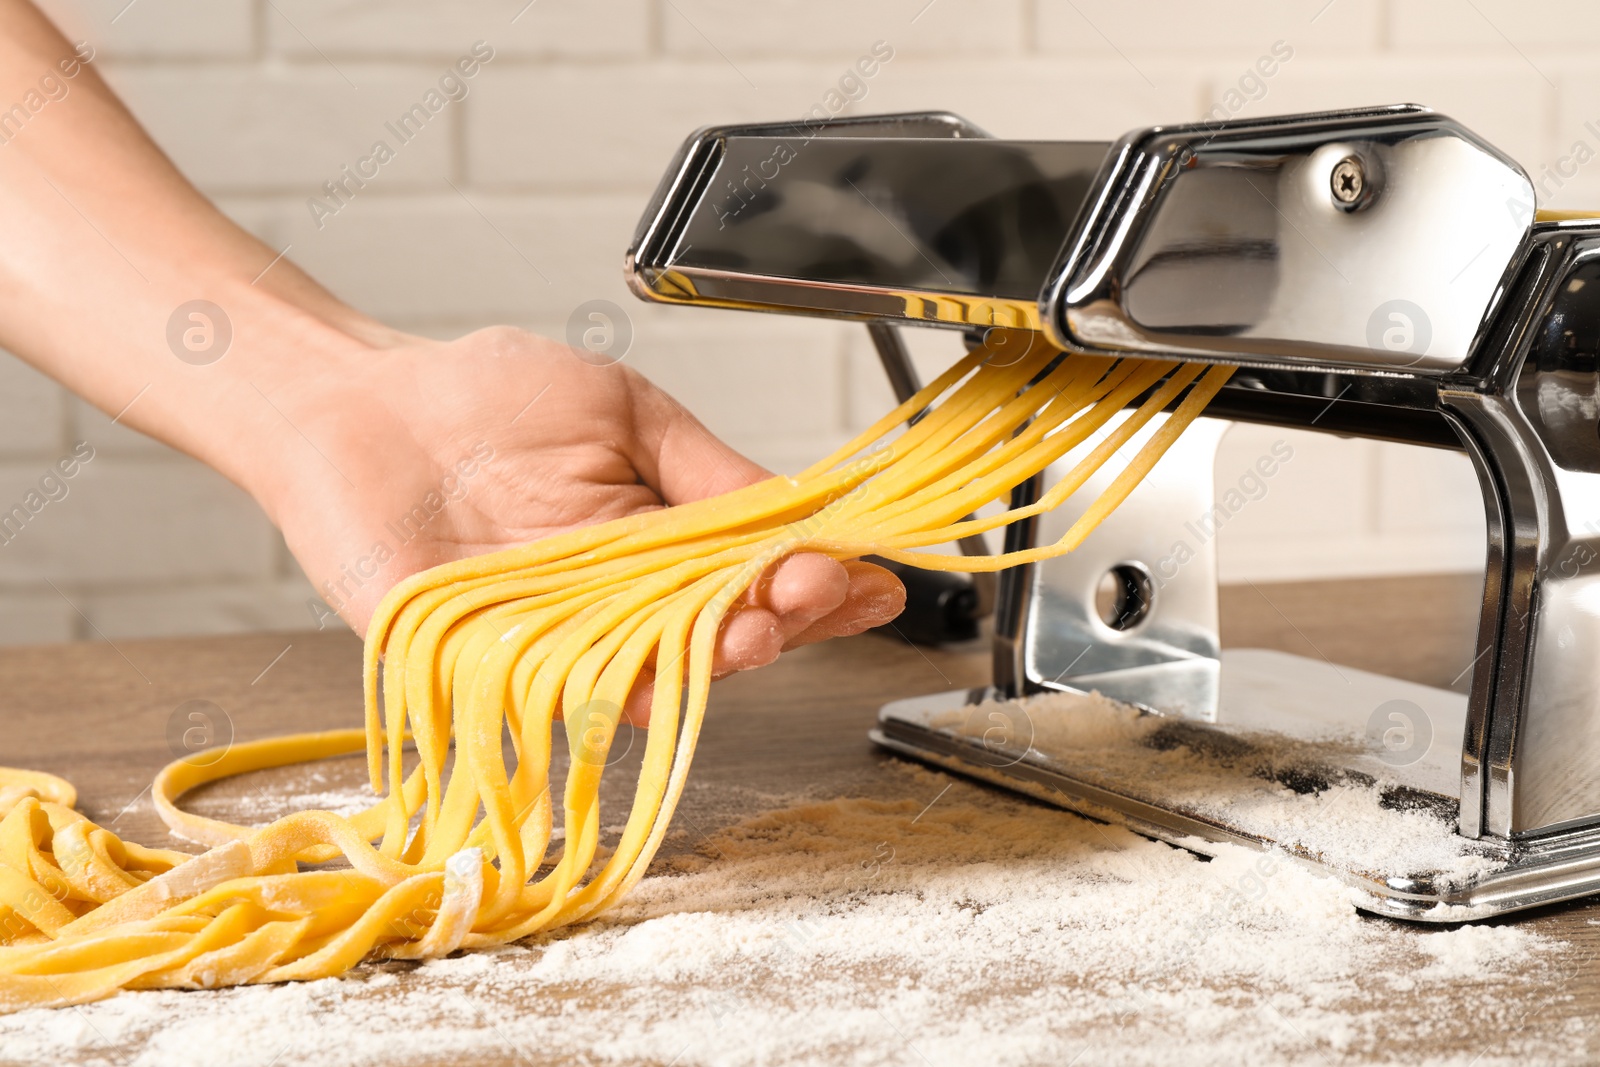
[0,0,399,509]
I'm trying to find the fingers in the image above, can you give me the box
[748,552,851,631]
[783,560,907,649]
[715,553,857,666]
[621,670,656,728]
[713,607,787,675]
[619,556,907,727]
[617,610,787,729]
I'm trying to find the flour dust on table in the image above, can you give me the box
[0,765,1580,1067]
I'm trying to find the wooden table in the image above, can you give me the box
[6,574,1599,1064]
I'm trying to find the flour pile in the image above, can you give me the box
[0,765,1580,1067]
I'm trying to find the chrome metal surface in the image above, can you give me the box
[626,113,1109,331]
[1043,105,1535,373]
[627,106,1600,917]
[991,473,1040,700]
[870,665,1600,920]
[1443,410,1506,841]
[877,646,1470,814]
[627,111,987,284]
[1439,227,1600,837]
[1002,415,1230,717]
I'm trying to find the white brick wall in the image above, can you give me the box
[264,0,652,59]
[660,0,1024,57]
[1,0,1579,643]
[1037,0,1385,55]
[109,67,459,191]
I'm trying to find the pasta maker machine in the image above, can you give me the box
[624,105,1600,920]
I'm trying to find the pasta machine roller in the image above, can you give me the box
[624,105,1600,920]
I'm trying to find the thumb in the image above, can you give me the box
[627,373,771,505]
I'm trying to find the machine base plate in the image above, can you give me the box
[870,652,1600,921]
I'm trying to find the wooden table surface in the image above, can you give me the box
[5,574,1599,1064]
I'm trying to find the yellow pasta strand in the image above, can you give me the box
[0,332,1233,1010]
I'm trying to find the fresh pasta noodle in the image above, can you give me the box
[0,332,1232,1010]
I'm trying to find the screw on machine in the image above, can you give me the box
[1331,155,1366,206]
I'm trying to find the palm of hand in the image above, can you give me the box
[266,327,904,718]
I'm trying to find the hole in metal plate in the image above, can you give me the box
[1094,562,1155,632]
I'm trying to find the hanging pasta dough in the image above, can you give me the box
[0,333,1231,1009]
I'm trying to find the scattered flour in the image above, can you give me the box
[0,765,1583,1067]
[181,766,375,827]
[926,690,1503,896]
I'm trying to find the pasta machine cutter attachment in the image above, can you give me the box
[625,105,1600,920]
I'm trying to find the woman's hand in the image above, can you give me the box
[250,325,906,721]
[0,3,904,717]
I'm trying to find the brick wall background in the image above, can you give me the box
[4,0,1589,643]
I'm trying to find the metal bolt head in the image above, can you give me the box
[1331,155,1365,206]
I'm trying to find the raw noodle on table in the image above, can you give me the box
[0,332,1231,1009]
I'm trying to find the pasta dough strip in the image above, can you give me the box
[0,333,1232,1009]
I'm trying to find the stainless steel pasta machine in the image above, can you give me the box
[623,105,1600,921]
